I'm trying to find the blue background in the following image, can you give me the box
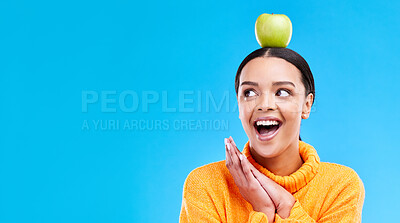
[1,0,399,222]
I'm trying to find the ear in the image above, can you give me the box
[301,93,314,119]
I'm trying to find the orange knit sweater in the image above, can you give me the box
[179,140,365,222]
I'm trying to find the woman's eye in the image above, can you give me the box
[244,89,256,97]
[276,89,291,97]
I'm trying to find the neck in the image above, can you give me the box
[251,140,304,176]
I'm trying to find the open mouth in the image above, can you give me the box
[253,119,282,140]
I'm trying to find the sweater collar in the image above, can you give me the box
[242,140,320,194]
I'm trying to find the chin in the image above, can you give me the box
[250,138,281,158]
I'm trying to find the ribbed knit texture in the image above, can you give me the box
[179,141,365,222]
[243,141,320,194]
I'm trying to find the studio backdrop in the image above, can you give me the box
[0,0,399,222]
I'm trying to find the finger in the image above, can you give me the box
[247,161,258,172]
[229,136,240,153]
[240,153,258,184]
[251,168,281,201]
[227,141,246,185]
[225,138,235,168]
[251,168,275,187]
[224,138,231,166]
[241,155,277,212]
[228,137,245,166]
[227,138,251,186]
[228,136,261,183]
[227,142,241,169]
[225,139,241,183]
[241,157,277,192]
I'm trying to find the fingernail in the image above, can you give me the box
[239,154,243,160]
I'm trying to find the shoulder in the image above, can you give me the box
[184,160,229,185]
[181,160,234,206]
[319,162,362,181]
[182,160,232,193]
[318,162,365,197]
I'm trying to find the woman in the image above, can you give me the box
[179,48,365,222]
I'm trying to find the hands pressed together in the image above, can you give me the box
[224,136,296,222]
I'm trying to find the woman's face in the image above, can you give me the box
[237,57,313,159]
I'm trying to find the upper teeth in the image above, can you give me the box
[256,120,279,126]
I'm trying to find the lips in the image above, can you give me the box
[253,116,282,141]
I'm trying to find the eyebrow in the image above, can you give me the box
[240,81,296,87]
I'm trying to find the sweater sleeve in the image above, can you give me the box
[274,200,316,222]
[247,211,269,223]
[274,169,365,223]
[179,169,221,223]
[179,168,271,223]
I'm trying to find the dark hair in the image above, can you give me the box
[235,47,315,141]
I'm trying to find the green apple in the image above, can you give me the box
[255,13,292,48]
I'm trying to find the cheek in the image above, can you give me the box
[238,106,246,120]
[277,98,303,114]
[277,102,302,129]
[280,107,301,136]
[238,101,254,120]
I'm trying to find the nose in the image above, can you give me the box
[256,92,277,111]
